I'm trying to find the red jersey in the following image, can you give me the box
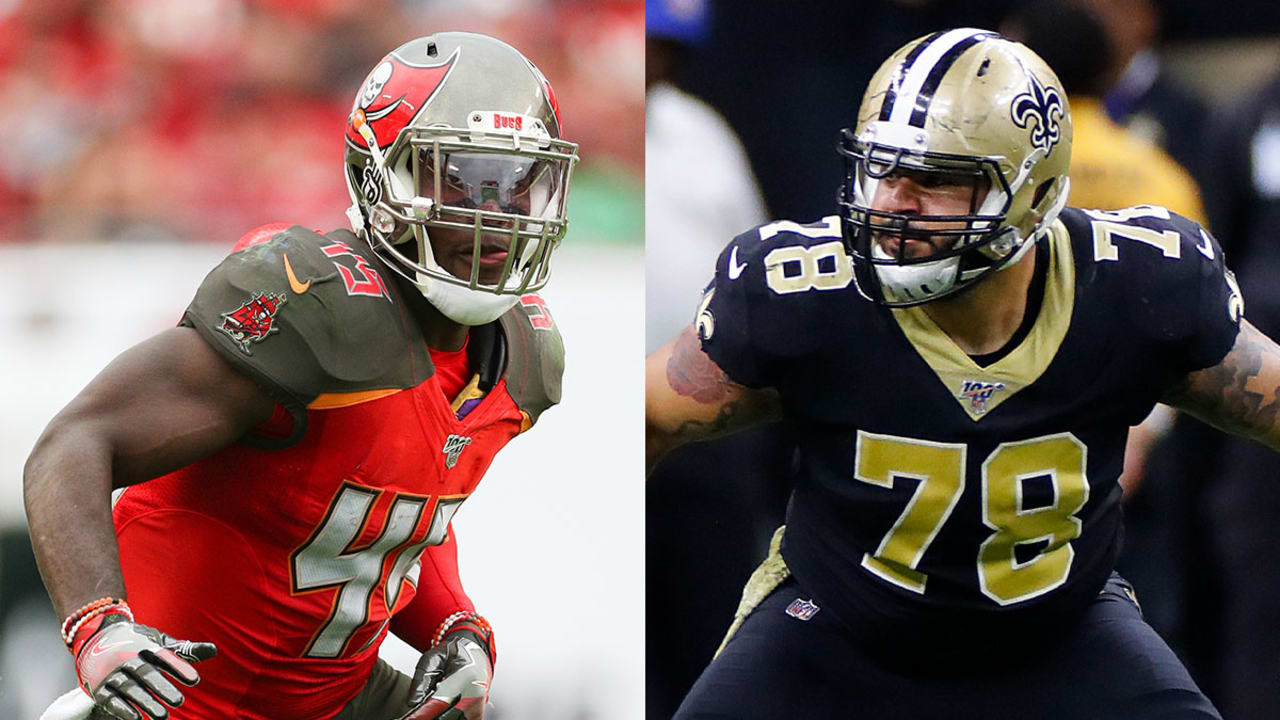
[112,226,563,719]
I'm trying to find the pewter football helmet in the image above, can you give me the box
[838,29,1072,306]
[344,32,578,324]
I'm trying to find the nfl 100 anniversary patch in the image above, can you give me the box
[219,292,286,355]
[442,434,472,468]
[959,379,1006,416]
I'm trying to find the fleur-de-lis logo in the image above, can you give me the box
[1010,71,1064,156]
[695,287,715,341]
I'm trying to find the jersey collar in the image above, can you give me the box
[889,219,1075,421]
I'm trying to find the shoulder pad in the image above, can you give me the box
[232,222,296,253]
[181,226,431,431]
[497,294,564,427]
[699,216,862,387]
[1061,206,1242,371]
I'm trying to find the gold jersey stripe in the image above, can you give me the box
[890,219,1075,421]
[308,388,403,410]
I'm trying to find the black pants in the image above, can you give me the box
[675,574,1221,720]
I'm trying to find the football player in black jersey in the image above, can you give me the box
[647,29,1270,719]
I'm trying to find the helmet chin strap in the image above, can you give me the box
[411,224,521,325]
[871,243,961,304]
[414,271,521,325]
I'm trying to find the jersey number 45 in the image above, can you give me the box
[290,483,465,658]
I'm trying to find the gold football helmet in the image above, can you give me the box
[838,29,1072,306]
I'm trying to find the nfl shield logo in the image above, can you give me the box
[785,598,820,621]
[442,434,472,469]
[958,380,1006,416]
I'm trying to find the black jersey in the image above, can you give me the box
[699,207,1242,653]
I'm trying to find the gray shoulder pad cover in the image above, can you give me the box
[497,295,565,426]
[180,226,432,419]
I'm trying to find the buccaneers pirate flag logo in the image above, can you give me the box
[219,292,286,355]
[345,50,457,152]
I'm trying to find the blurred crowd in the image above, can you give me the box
[0,0,644,245]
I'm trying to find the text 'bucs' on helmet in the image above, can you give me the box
[838,28,1072,306]
[344,32,579,324]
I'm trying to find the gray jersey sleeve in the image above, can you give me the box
[497,294,564,427]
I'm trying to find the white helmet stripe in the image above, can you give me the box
[887,28,995,126]
[878,30,943,121]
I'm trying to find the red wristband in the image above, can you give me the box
[68,607,133,658]
[434,611,497,665]
[60,597,131,648]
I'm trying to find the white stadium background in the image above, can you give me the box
[0,239,643,719]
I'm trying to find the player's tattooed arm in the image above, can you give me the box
[1164,319,1280,452]
[645,325,782,475]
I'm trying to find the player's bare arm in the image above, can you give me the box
[26,326,273,717]
[646,324,782,473]
[24,326,274,619]
[1164,318,1280,452]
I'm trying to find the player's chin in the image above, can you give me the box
[439,254,509,286]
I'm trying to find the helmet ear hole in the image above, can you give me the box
[1031,178,1056,210]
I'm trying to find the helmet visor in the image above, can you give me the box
[362,125,578,298]
[406,148,567,293]
[417,150,561,219]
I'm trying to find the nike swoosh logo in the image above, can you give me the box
[728,246,747,280]
[283,253,311,294]
[90,639,131,657]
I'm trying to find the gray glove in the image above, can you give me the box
[401,629,492,720]
[75,615,216,720]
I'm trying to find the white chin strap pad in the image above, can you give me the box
[871,244,960,303]
[415,272,521,325]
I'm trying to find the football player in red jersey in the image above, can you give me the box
[25,32,576,720]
